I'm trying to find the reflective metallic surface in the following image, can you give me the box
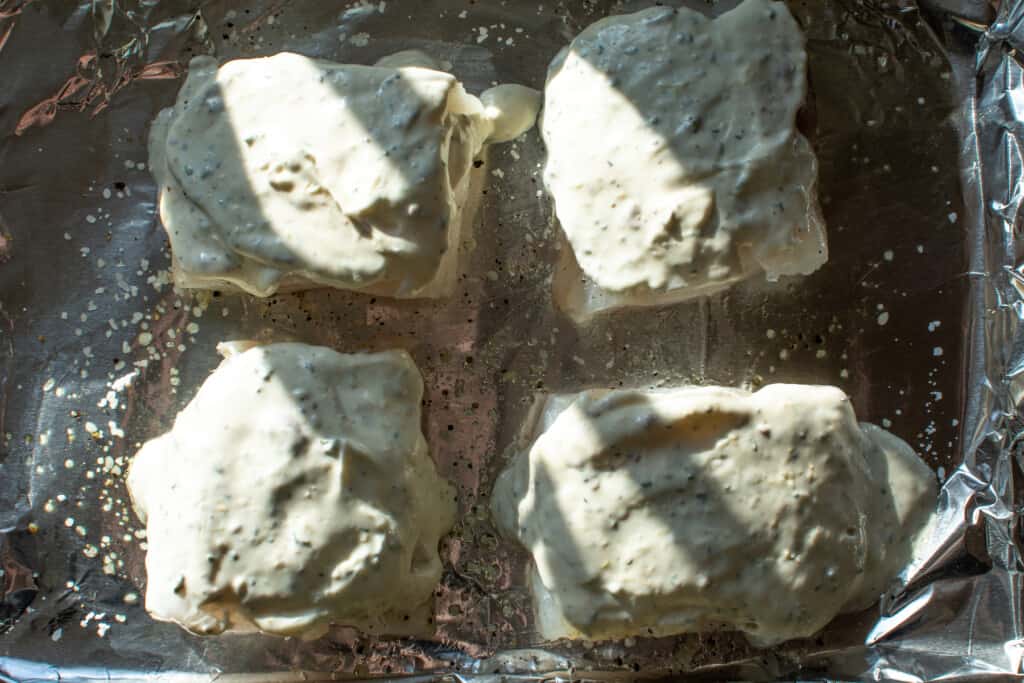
[0,0,1019,680]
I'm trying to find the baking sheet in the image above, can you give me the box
[0,0,1019,680]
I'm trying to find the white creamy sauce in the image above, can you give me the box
[149,52,539,298]
[542,0,827,319]
[127,343,455,638]
[493,384,935,645]
[481,84,544,144]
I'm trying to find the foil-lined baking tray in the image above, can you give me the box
[0,0,1020,680]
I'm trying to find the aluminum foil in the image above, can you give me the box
[0,0,1019,680]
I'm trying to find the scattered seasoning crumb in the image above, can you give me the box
[877,312,890,326]
[933,347,944,357]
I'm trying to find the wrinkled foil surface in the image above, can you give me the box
[0,0,1021,680]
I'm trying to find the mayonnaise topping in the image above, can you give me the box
[493,384,935,645]
[542,0,827,319]
[128,343,455,638]
[149,52,539,297]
